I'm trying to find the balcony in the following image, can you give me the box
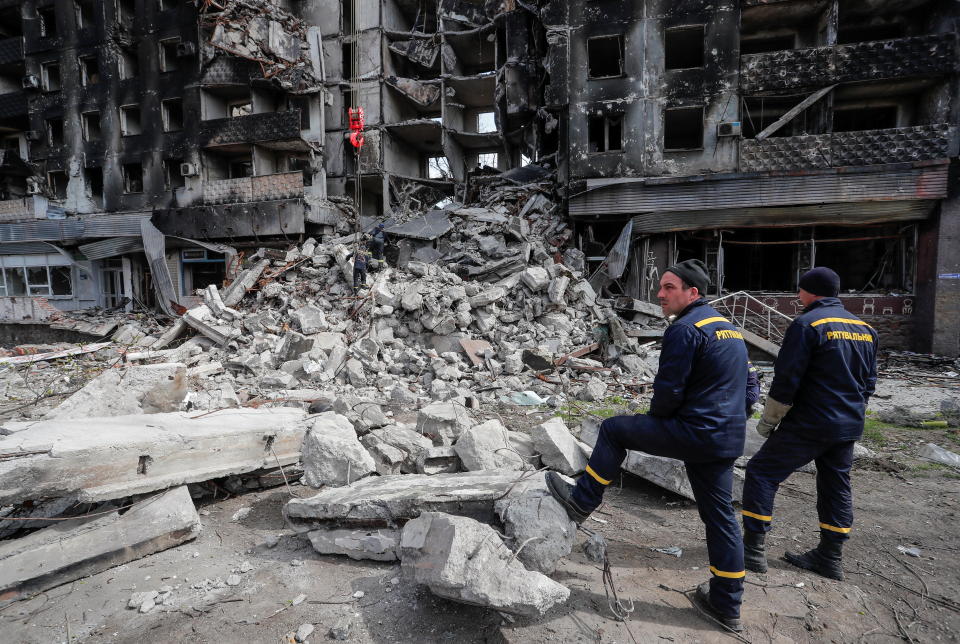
[0,196,47,223]
[203,171,304,205]
[741,34,957,92]
[198,110,304,149]
[0,92,28,119]
[739,124,951,172]
[0,37,23,65]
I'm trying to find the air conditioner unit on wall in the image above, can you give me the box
[26,183,42,195]
[22,75,40,89]
[180,162,199,177]
[24,130,43,141]
[717,121,742,137]
[176,42,196,57]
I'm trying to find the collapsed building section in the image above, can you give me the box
[548,0,960,354]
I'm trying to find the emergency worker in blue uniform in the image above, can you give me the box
[547,259,755,632]
[345,247,369,295]
[369,223,388,266]
[741,267,878,581]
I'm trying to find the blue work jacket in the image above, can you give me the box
[769,297,878,441]
[649,299,750,459]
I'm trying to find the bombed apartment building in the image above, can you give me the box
[309,0,509,220]
[0,0,327,323]
[512,0,959,355]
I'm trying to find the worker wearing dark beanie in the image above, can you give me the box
[798,267,840,297]
[740,265,878,584]
[665,258,710,295]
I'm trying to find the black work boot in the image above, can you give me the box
[743,530,768,573]
[694,582,743,633]
[545,471,590,525]
[784,536,844,581]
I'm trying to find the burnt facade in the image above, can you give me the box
[0,0,326,316]
[520,0,959,355]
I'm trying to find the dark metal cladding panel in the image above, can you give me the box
[0,36,23,65]
[151,199,306,239]
[198,110,303,148]
[569,164,949,218]
[628,200,936,234]
[0,92,28,119]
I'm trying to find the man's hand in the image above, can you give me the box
[757,397,791,438]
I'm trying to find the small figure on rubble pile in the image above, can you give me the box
[346,247,369,295]
[546,259,753,632]
[368,223,389,268]
[740,267,878,581]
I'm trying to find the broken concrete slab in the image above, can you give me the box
[307,528,400,562]
[283,470,527,532]
[0,408,308,506]
[623,451,746,502]
[520,266,550,292]
[183,304,239,346]
[360,427,433,474]
[416,446,461,475]
[0,486,200,606]
[399,512,569,617]
[45,363,188,419]
[454,419,527,471]
[531,417,587,476]
[494,472,576,575]
[415,401,474,446]
[291,304,328,334]
[301,413,376,488]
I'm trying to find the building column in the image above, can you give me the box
[930,191,960,356]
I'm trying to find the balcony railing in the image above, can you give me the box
[739,124,951,172]
[741,33,957,92]
[198,110,303,148]
[203,171,304,205]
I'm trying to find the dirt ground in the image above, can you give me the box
[2,389,960,644]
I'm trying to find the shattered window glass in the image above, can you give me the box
[26,266,51,296]
[51,266,72,296]
[4,268,27,296]
[478,153,498,168]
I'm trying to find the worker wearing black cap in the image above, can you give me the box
[741,267,878,581]
[547,259,754,632]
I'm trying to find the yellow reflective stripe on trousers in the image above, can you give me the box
[585,465,612,486]
[810,317,872,328]
[741,509,772,522]
[694,316,730,328]
[820,522,852,534]
[710,566,746,579]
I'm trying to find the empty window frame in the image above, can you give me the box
[85,166,103,203]
[588,115,623,153]
[164,159,185,189]
[119,105,142,135]
[229,100,252,118]
[159,38,179,72]
[46,117,64,146]
[427,156,450,179]
[162,98,184,131]
[122,162,144,193]
[47,170,68,198]
[477,152,498,168]
[116,0,135,28]
[37,5,57,38]
[477,111,496,133]
[10,264,72,296]
[665,26,705,69]
[832,106,898,132]
[119,48,139,79]
[587,35,625,79]
[664,106,704,150]
[41,61,61,91]
[739,35,796,55]
[229,159,253,178]
[79,55,99,85]
[81,111,101,141]
[75,0,96,29]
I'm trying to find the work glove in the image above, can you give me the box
[756,397,791,438]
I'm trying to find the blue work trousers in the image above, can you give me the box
[573,414,745,618]
[741,427,855,541]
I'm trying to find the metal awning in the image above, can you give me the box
[569,162,949,226]
[630,200,937,234]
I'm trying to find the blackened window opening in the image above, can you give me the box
[833,106,897,132]
[587,35,624,78]
[588,116,623,153]
[665,26,704,69]
[740,35,795,55]
[664,107,703,150]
